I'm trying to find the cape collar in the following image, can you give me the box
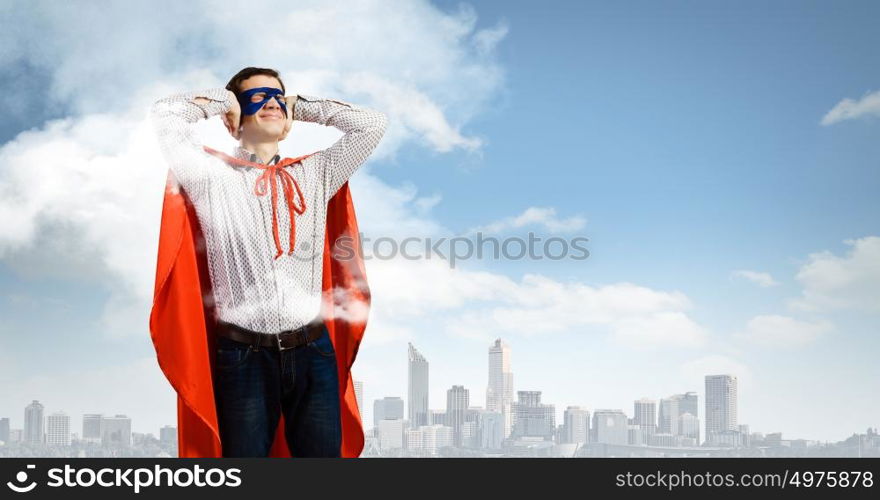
[204,145,309,259]
[232,145,281,166]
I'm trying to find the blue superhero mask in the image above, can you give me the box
[237,87,288,117]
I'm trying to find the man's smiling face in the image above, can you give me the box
[238,74,287,141]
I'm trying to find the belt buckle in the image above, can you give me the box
[276,326,306,351]
[276,333,292,351]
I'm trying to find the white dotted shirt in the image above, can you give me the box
[151,87,387,334]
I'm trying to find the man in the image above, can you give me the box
[149,67,387,457]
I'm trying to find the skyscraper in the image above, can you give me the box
[82,414,103,444]
[446,385,469,447]
[486,339,513,437]
[102,415,132,448]
[377,418,404,451]
[421,425,453,455]
[353,379,364,419]
[658,395,681,435]
[0,417,9,444]
[428,409,447,426]
[478,410,504,450]
[657,392,701,444]
[373,397,404,430]
[563,406,590,444]
[404,427,424,454]
[592,409,628,445]
[511,391,555,441]
[159,425,176,445]
[633,398,657,436]
[680,391,699,419]
[24,400,44,445]
[705,375,738,444]
[679,412,700,444]
[680,392,699,443]
[46,412,71,446]
[407,343,429,428]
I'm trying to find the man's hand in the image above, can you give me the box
[279,95,297,141]
[220,90,242,140]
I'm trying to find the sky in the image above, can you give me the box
[0,0,878,444]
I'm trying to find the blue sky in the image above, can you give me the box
[0,0,877,444]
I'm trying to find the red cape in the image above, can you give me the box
[149,151,369,457]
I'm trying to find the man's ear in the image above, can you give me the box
[279,118,293,142]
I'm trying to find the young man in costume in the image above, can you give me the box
[149,67,387,457]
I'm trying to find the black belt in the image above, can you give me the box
[215,317,325,351]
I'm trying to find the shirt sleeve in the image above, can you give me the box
[293,94,388,200]
[150,87,234,199]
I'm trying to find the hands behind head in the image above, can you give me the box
[279,95,297,142]
[221,90,242,140]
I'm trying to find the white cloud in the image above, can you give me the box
[466,206,587,235]
[0,0,514,432]
[472,20,509,56]
[735,314,833,348]
[730,269,779,287]
[821,89,880,125]
[0,109,165,299]
[0,0,509,339]
[364,258,708,348]
[1,0,504,152]
[790,236,880,312]
[0,0,710,437]
[348,172,704,352]
[352,174,449,241]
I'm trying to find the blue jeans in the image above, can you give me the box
[212,323,342,457]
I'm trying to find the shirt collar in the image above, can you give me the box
[232,145,281,165]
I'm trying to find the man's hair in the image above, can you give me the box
[225,67,286,96]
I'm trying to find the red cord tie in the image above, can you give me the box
[253,164,306,258]
[203,146,310,259]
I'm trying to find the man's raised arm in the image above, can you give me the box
[150,88,235,197]
[293,95,388,199]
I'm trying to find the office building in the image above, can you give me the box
[24,400,44,445]
[82,414,103,444]
[102,414,132,448]
[354,379,364,418]
[373,397,404,430]
[705,375,738,444]
[486,339,514,438]
[446,385,469,447]
[407,343,429,428]
[563,406,590,444]
[46,412,71,446]
[377,418,404,450]
[0,417,9,444]
[511,391,555,440]
[633,398,657,436]
[592,410,628,445]
[159,425,176,445]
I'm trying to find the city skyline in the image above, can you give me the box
[1,336,873,449]
[1,1,878,450]
[0,403,177,457]
[359,337,864,449]
[2,362,875,458]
